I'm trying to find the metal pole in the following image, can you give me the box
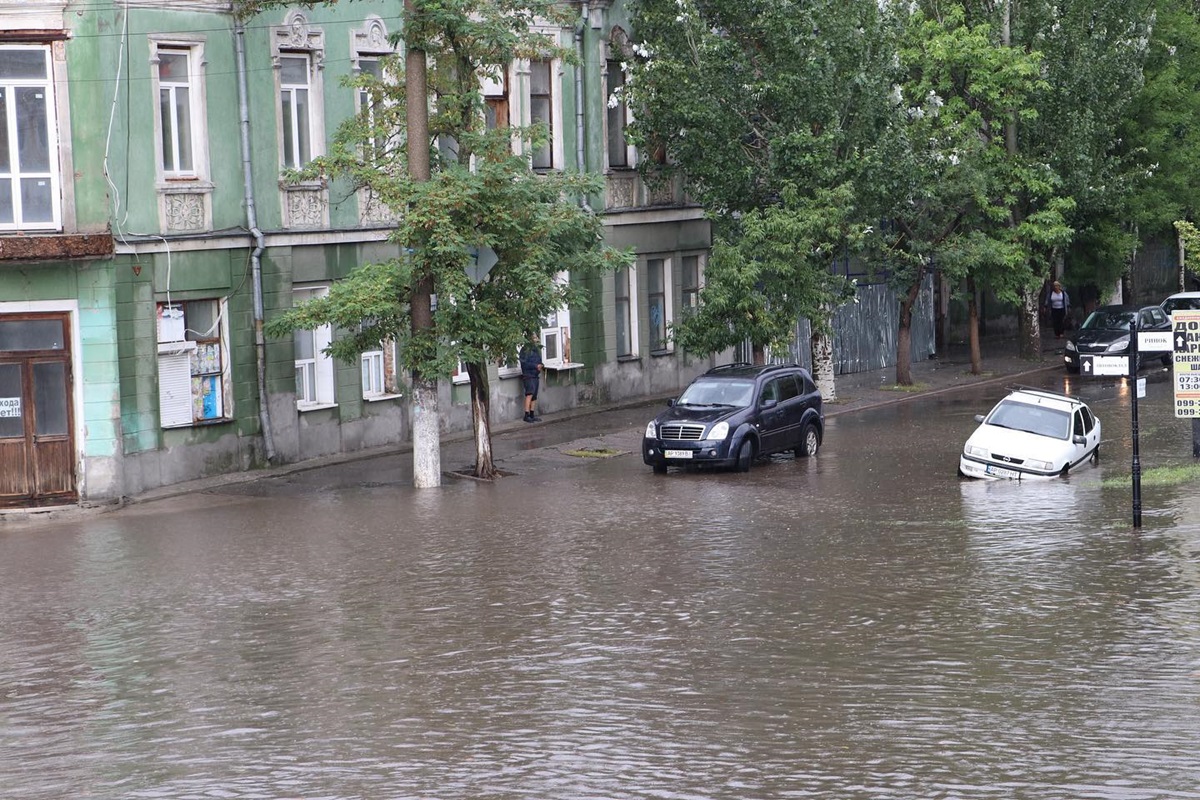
[1131,319,1142,528]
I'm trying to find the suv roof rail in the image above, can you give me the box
[1006,384,1082,403]
[706,362,801,374]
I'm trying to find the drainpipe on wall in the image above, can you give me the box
[234,17,278,464]
[575,2,593,213]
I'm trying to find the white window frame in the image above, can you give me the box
[681,252,705,316]
[150,40,208,180]
[515,47,564,171]
[540,271,581,369]
[292,287,336,410]
[271,12,326,172]
[615,263,639,358]
[156,299,231,428]
[361,338,401,400]
[279,53,314,170]
[604,58,635,170]
[0,44,62,232]
[645,256,674,354]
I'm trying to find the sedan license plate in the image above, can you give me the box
[985,464,1020,479]
[664,449,693,460]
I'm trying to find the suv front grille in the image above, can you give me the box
[661,423,707,441]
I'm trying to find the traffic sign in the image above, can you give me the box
[1080,354,1130,377]
[1171,310,1200,417]
[1138,331,1172,352]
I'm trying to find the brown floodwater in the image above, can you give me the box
[2,368,1198,799]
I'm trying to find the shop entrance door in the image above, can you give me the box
[0,314,76,507]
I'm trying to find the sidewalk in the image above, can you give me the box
[5,333,1064,522]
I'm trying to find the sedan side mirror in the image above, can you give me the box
[1072,434,1086,445]
[974,414,985,423]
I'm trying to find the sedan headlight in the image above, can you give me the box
[644,421,657,438]
[1025,458,1054,471]
[708,421,730,440]
[965,444,988,457]
[1105,336,1130,353]
[1065,340,1076,352]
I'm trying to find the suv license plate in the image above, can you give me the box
[664,450,693,459]
[985,464,1019,479]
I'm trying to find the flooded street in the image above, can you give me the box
[3,369,1200,799]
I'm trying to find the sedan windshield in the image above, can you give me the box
[677,379,754,408]
[986,400,1071,440]
[1081,309,1135,331]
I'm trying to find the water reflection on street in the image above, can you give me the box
[2,370,1200,799]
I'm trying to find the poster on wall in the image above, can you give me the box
[192,375,222,421]
[0,397,20,417]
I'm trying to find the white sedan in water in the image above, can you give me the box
[959,387,1101,480]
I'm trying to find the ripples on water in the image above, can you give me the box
[2,389,1200,799]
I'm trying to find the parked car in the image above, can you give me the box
[642,363,824,473]
[1063,304,1171,373]
[1161,291,1200,316]
[959,387,1101,480]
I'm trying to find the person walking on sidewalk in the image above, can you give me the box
[520,338,544,423]
[1043,280,1072,339]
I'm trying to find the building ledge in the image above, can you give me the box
[0,232,114,263]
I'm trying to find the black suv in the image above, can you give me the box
[642,363,825,473]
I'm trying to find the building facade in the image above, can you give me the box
[0,0,714,509]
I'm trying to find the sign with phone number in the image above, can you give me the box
[1173,310,1200,417]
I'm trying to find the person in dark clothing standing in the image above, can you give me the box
[519,339,544,423]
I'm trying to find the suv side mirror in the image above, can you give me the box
[667,398,676,407]
[760,398,777,410]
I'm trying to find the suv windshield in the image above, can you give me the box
[987,400,1071,439]
[677,378,755,408]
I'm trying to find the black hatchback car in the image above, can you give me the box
[1064,304,1171,373]
[642,363,824,473]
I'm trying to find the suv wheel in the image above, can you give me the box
[734,439,754,473]
[795,423,820,458]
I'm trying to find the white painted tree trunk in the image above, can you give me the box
[410,377,441,488]
[1020,288,1041,360]
[810,327,836,402]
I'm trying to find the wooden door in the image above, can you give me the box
[0,314,76,508]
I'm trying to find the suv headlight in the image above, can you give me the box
[644,421,657,438]
[708,421,730,440]
[1106,336,1130,353]
[965,444,988,457]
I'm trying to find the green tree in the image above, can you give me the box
[1124,2,1200,293]
[250,0,628,479]
[866,3,1071,382]
[625,0,895,397]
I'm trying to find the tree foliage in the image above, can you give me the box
[626,0,895,366]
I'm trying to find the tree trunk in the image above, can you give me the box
[751,344,766,365]
[895,265,924,386]
[810,325,836,401]
[405,7,440,488]
[967,277,981,375]
[1018,286,1041,360]
[466,362,496,479]
[1179,226,1187,293]
[410,377,441,487]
